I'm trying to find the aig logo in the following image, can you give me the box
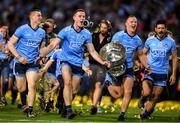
[152,49,166,57]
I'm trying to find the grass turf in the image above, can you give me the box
[0,100,180,122]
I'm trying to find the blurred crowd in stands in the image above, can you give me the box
[0,0,180,40]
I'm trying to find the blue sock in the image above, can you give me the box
[20,91,27,106]
[66,105,72,113]
[28,106,33,113]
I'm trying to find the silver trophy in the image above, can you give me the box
[100,41,126,77]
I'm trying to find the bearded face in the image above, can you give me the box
[99,23,109,36]
[155,24,166,39]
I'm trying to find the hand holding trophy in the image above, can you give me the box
[99,41,126,77]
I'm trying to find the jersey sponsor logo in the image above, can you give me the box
[26,40,40,47]
[151,49,166,57]
[69,42,82,49]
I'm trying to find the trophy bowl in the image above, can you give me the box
[99,41,126,77]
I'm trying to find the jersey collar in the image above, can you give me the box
[124,29,136,38]
[71,25,84,33]
[155,33,167,41]
[28,23,39,31]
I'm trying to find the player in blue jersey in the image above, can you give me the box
[8,10,46,118]
[41,9,110,119]
[140,20,177,120]
[111,15,149,121]
[39,49,92,115]
[0,26,10,106]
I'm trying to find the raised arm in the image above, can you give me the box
[86,43,110,68]
[39,59,54,73]
[39,38,61,57]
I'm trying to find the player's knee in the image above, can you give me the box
[64,81,71,87]
[95,82,101,89]
[124,89,132,96]
[72,88,78,94]
[17,84,26,92]
[150,94,160,103]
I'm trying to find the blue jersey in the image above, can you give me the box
[0,33,2,41]
[0,33,9,60]
[0,41,9,60]
[145,35,176,74]
[57,25,92,67]
[47,49,55,58]
[112,30,143,68]
[14,24,45,63]
[50,49,63,77]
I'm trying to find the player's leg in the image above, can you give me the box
[90,65,106,115]
[61,63,76,119]
[1,63,9,106]
[108,84,123,99]
[138,80,152,108]
[72,76,82,97]
[56,75,64,115]
[45,74,59,112]
[14,62,28,112]
[25,67,40,118]
[140,86,163,120]
[118,77,134,121]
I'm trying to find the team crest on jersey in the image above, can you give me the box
[163,44,168,48]
[81,36,86,41]
[39,34,43,39]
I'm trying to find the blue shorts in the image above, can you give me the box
[13,62,39,78]
[9,68,14,78]
[9,59,15,77]
[61,61,84,77]
[110,68,135,85]
[123,68,135,80]
[144,72,168,87]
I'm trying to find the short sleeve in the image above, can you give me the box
[171,40,176,51]
[137,38,143,51]
[144,39,150,50]
[57,27,67,40]
[14,26,23,38]
[112,32,123,43]
[85,32,92,44]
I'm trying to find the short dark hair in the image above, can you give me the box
[155,20,166,27]
[73,9,86,16]
[126,15,136,21]
[29,9,41,16]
